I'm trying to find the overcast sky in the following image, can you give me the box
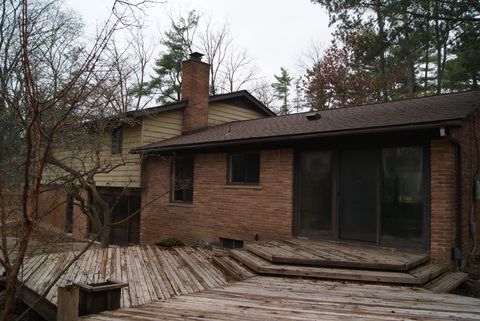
[66,0,333,83]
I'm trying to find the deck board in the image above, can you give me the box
[17,245,248,309]
[81,276,480,321]
[247,239,429,271]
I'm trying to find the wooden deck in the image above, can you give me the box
[230,248,447,285]
[82,276,480,321]
[16,245,248,310]
[247,239,429,271]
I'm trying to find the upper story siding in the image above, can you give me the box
[44,101,270,189]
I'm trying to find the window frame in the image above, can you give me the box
[228,151,261,185]
[171,155,195,203]
[111,127,123,155]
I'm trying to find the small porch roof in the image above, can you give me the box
[131,90,480,154]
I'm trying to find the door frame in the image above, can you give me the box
[294,143,430,251]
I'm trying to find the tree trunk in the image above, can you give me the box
[375,0,388,101]
[0,276,17,321]
[403,13,415,98]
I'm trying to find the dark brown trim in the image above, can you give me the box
[127,100,188,118]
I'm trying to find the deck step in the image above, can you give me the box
[408,262,449,284]
[230,249,425,285]
[245,239,429,271]
[425,272,469,293]
[211,255,256,281]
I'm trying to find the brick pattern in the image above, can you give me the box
[181,59,210,133]
[430,114,480,265]
[452,115,480,265]
[140,149,294,245]
[430,139,457,263]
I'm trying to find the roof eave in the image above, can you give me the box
[131,119,464,155]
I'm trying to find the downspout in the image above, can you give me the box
[441,127,463,269]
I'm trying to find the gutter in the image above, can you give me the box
[442,128,463,268]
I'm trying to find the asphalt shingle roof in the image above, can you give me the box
[132,90,480,153]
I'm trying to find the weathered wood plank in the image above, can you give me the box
[425,272,469,293]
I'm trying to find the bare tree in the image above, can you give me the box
[199,19,232,95]
[249,79,275,107]
[0,0,158,319]
[223,48,258,93]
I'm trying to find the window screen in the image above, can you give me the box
[229,152,260,184]
[172,156,194,202]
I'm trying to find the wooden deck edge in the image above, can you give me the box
[425,272,469,293]
[247,242,429,272]
[17,282,57,321]
[255,265,422,285]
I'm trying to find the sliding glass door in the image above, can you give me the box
[296,146,426,249]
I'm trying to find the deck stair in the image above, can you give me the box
[227,239,468,291]
[425,271,469,293]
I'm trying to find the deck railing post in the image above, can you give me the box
[57,285,79,321]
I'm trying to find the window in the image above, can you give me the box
[219,237,244,249]
[111,127,123,154]
[229,152,260,184]
[65,193,74,234]
[172,156,194,202]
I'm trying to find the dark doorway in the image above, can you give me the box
[88,189,141,246]
[338,149,378,243]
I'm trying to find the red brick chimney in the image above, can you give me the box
[181,52,210,133]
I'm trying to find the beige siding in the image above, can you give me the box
[208,103,264,126]
[141,110,183,145]
[44,124,142,188]
[93,125,142,188]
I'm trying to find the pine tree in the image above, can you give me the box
[272,67,292,115]
[147,11,199,104]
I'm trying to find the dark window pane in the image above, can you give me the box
[172,156,194,202]
[111,127,123,154]
[230,152,260,184]
[381,147,424,247]
[297,151,333,238]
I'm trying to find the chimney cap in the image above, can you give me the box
[189,52,204,61]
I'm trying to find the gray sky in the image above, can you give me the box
[66,0,332,83]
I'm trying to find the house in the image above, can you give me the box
[38,52,274,245]
[131,87,480,266]
[40,51,479,267]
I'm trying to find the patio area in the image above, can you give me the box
[82,276,480,321]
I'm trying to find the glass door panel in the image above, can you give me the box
[297,151,333,238]
[339,149,378,243]
[381,147,424,248]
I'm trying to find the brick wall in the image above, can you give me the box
[140,148,294,245]
[430,139,457,263]
[452,115,480,266]
[430,114,480,266]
